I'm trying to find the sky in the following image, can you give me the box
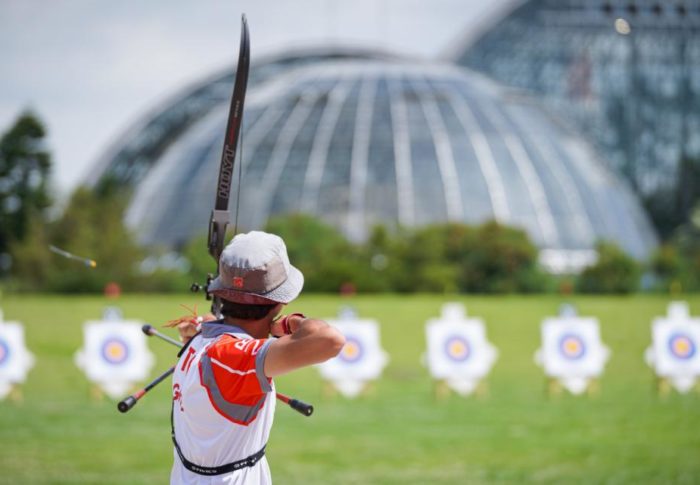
[0,0,513,195]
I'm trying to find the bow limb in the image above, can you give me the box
[206,14,250,314]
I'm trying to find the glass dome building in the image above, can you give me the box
[89,49,657,272]
[450,0,700,197]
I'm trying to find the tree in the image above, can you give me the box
[8,210,52,291]
[182,233,216,288]
[648,201,700,293]
[374,221,545,294]
[0,111,52,274]
[394,224,466,293]
[11,185,149,293]
[353,225,402,292]
[650,244,681,290]
[265,213,360,292]
[577,241,640,294]
[644,157,700,240]
[459,221,545,293]
[50,186,144,292]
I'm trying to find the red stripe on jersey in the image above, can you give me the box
[205,335,271,405]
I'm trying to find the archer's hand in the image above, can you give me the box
[165,312,217,343]
[176,320,199,343]
[270,313,306,337]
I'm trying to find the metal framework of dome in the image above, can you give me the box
[89,49,657,273]
[450,0,700,197]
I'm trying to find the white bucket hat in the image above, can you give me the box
[208,231,304,305]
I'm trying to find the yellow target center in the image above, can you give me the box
[564,339,580,354]
[106,343,125,359]
[343,343,359,359]
[449,341,466,356]
[674,339,690,354]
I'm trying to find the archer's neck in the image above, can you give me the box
[223,317,270,340]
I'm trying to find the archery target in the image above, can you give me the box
[76,320,155,386]
[650,313,700,381]
[425,312,498,382]
[539,317,609,380]
[559,334,586,360]
[101,337,130,365]
[339,336,364,363]
[317,319,388,385]
[0,322,34,386]
[668,333,696,360]
[444,335,471,362]
[0,339,10,367]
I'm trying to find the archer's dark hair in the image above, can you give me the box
[220,300,278,321]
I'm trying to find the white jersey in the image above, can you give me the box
[170,321,276,485]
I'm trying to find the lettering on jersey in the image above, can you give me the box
[173,383,184,411]
[233,338,262,356]
[181,346,197,373]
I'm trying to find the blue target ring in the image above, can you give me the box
[668,333,696,360]
[101,337,130,365]
[559,334,586,360]
[444,335,470,362]
[339,336,364,363]
[0,339,10,366]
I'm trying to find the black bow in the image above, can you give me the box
[206,14,250,316]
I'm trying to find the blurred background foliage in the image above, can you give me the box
[3,111,700,296]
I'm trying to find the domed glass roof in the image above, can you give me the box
[91,51,657,271]
[451,0,700,197]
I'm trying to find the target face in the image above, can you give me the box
[101,337,130,365]
[0,339,10,366]
[559,334,586,360]
[444,335,471,362]
[339,336,364,363]
[668,333,696,360]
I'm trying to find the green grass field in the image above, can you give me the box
[0,294,699,484]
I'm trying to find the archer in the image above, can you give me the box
[170,231,344,483]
